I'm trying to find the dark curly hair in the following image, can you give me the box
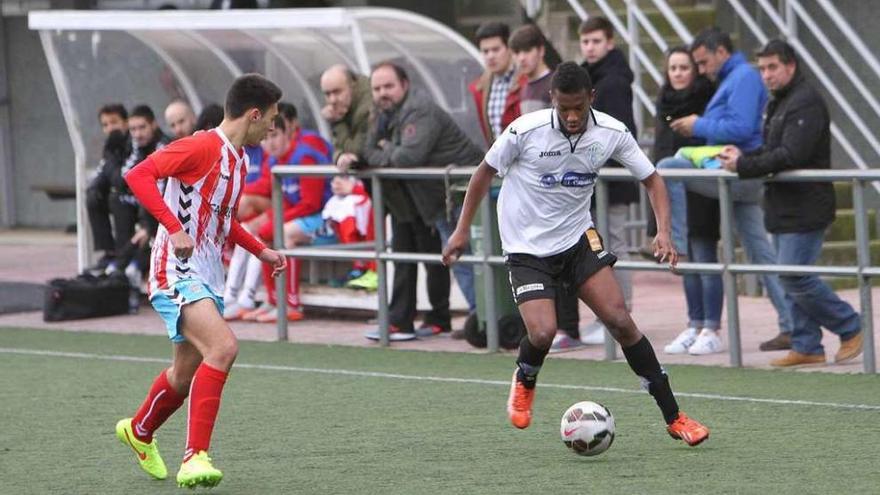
[551,61,593,94]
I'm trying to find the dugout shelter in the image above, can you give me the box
[28,8,484,270]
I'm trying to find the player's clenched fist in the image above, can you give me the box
[258,248,288,277]
[169,230,195,259]
[442,228,469,266]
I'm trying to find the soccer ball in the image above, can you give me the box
[560,401,615,456]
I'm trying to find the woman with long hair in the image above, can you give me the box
[650,47,724,355]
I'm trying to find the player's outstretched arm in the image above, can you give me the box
[641,171,679,267]
[442,160,495,266]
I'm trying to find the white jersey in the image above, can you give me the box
[485,108,655,257]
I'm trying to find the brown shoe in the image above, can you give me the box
[770,351,826,367]
[759,333,792,352]
[835,331,863,363]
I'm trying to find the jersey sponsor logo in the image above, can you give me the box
[539,150,562,158]
[539,174,558,188]
[515,283,544,296]
[560,171,597,188]
[210,203,235,218]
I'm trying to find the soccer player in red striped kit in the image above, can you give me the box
[115,74,287,488]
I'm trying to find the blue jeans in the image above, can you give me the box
[435,206,477,312]
[657,157,793,334]
[683,237,723,330]
[774,230,861,355]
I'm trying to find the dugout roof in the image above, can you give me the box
[28,8,484,270]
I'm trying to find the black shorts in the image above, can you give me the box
[506,228,617,305]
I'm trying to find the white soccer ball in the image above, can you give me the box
[560,401,615,456]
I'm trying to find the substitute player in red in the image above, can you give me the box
[443,62,709,446]
[115,74,287,488]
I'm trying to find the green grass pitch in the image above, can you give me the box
[1,327,878,494]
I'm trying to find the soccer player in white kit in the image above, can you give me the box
[115,74,288,487]
[443,62,709,446]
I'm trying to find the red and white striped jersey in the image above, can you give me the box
[127,128,264,298]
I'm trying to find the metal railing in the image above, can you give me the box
[271,165,880,373]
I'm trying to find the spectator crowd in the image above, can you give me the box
[83,18,862,367]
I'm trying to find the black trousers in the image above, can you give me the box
[86,173,115,253]
[557,289,580,337]
[86,175,139,258]
[388,215,451,332]
[108,193,139,255]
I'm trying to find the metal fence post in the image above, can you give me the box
[480,193,499,352]
[595,180,617,361]
[626,0,644,137]
[371,175,390,347]
[718,176,742,367]
[853,179,875,373]
[272,171,288,341]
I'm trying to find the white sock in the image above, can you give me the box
[237,254,263,309]
[224,244,249,305]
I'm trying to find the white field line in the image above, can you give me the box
[3,347,880,411]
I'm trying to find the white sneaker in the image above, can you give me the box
[579,321,606,345]
[688,329,724,355]
[124,263,143,293]
[549,332,585,353]
[664,327,699,354]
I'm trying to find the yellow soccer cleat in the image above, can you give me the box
[115,418,168,480]
[177,451,223,489]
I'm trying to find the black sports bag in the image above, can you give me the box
[43,273,131,322]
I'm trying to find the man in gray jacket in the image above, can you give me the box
[345,62,483,340]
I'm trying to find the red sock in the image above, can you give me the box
[184,363,228,461]
[131,370,186,443]
[264,257,300,308]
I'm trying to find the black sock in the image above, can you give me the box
[622,336,680,424]
[515,335,548,389]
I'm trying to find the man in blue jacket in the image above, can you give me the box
[657,28,793,355]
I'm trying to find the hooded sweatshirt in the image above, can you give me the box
[582,48,639,204]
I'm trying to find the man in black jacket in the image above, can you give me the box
[719,40,862,366]
[107,105,170,291]
[357,62,484,341]
[553,16,638,350]
[86,104,131,274]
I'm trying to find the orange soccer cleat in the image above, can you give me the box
[506,369,535,429]
[666,412,710,446]
[255,307,305,323]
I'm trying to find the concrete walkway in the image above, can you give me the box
[1,228,877,374]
